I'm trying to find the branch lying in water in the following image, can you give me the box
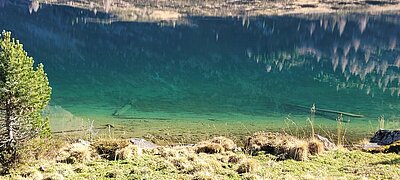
[284,104,365,118]
[52,127,107,134]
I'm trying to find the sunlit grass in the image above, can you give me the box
[6,137,400,179]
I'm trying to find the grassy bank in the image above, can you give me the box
[3,135,400,179]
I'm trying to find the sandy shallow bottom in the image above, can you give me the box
[47,105,394,146]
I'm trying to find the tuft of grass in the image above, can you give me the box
[378,115,385,130]
[19,137,68,163]
[196,136,236,154]
[308,139,324,155]
[245,132,311,161]
[116,144,141,160]
[283,116,307,139]
[196,143,225,154]
[57,141,92,164]
[287,140,309,161]
[207,136,237,151]
[192,170,215,180]
[237,158,258,174]
[309,104,316,139]
[336,114,346,147]
[92,138,131,160]
[228,154,245,164]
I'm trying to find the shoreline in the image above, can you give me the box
[46,105,381,146]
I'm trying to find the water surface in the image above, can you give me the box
[1,3,399,143]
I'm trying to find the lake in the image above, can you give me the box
[1,2,399,144]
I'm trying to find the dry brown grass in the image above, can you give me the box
[196,136,236,154]
[57,141,92,164]
[308,139,324,155]
[34,138,142,164]
[92,138,131,160]
[287,140,309,161]
[245,132,293,153]
[237,158,258,174]
[228,154,245,164]
[154,145,229,176]
[196,143,225,154]
[6,135,400,179]
[116,144,141,160]
[245,132,324,161]
[19,137,68,163]
[206,136,236,151]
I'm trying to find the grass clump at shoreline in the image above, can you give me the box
[196,136,237,154]
[245,132,325,161]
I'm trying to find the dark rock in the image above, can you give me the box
[364,141,400,153]
[385,141,400,153]
[370,130,400,145]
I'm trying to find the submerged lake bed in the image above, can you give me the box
[0,2,399,144]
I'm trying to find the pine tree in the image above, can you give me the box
[0,31,51,172]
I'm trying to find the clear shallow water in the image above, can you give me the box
[0,2,399,143]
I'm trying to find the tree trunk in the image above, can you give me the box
[3,97,17,162]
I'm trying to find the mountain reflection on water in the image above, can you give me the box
[0,3,399,138]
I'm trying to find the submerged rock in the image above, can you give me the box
[370,130,400,145]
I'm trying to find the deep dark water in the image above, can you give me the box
[0,2,399,140]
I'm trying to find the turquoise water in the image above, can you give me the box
[1,3,399,143]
